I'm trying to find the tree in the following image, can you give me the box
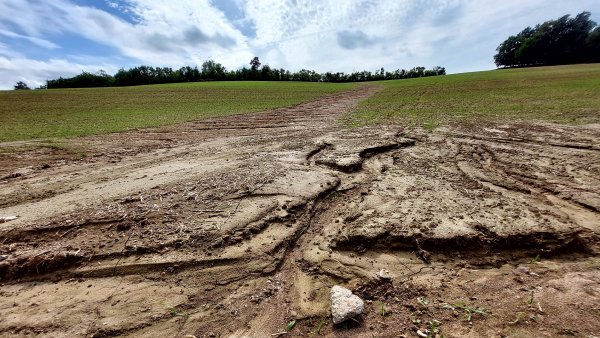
[41,58,445,87]
[494,11,598,67]
[14,81,30,90]
[587,26,600,61]
[250,57,261,71]
[201,60,225,80]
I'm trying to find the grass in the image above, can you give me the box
[314,319,326,335]
[167,306,189,317]
[0,81,353,142]
[427,321,444,338]
[285,320,296,331]
[443,302,487,322]
[347,64,600,128]
[4,64,597,142]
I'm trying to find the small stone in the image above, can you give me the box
[416,249,431,263]
[0,216,18,223]
[376,268,391,280]
[0,255,9,261]
[331,285,364,324]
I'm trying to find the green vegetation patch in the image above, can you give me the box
[0,81,352,142]
[346,64,600,128]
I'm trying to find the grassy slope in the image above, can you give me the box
[0,81,353,142]
[347,64,600,128]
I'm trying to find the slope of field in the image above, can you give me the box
[0,81,353,142]
[0,69,599,337]
[348,64,600,128]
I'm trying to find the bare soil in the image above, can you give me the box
[0,85,599,338]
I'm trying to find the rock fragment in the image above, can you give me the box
[0,216,18,223]
[330,285,364,324]
[376,268,391,280]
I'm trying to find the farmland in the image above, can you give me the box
[0,65,599,338]
[0,81,352,142]
[349,64,600,127]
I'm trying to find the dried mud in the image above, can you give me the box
[0,85,599,338]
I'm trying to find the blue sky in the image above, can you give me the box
[0,0,599,89]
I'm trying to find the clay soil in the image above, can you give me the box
[1,85,599,338]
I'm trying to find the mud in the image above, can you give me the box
[0,85,599,337]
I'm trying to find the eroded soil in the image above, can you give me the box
[1,85,599,338]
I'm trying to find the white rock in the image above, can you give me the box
[330,285,364,324]
[377,268,391,280]
[0,216,18,223]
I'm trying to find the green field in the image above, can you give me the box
[0,81,353,142]
[347,64,600,128]
[1,65,599,142]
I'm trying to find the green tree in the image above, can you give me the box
[201,60,225,80]
[587,26,600,61]
[494,11,597,67]
[250,57,261,71]
[14,81,31,90]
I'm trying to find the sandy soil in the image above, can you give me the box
[0,85,599,338]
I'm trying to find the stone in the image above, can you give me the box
[416,330,428,338]
[330,285,364,324]
[0,216,18,223]
[376,268,391,280]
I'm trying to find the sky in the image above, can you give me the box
[0,0,599,89]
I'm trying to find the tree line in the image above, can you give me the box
[495,11,600,67]
[36,58,445,89]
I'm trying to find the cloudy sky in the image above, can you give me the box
[0,0,599,89]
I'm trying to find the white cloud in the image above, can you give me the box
[0,56,119,89]
[0,0,599,89]
[238,0,600,73]
[240,0,462,71]
[0,0,251,65]
[0,30,60,49]
[0,0,254,88]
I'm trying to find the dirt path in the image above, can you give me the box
[0,86,599,338]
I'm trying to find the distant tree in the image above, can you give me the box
[260,64,274,80]
[42,57,445,87]
[47,70,115,88]
[249,57,261,80]
[14,81,30,90]
[201,60,226,80]
[250,57,261,71]
[495,11,598,67]
[587,26,600,62]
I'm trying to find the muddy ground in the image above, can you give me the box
[0,85,599,338]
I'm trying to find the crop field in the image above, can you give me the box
[0,65,599,338]
[0,81,352,142]
[348,64,600,128]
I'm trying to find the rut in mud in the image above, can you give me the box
[0,86,599,338]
